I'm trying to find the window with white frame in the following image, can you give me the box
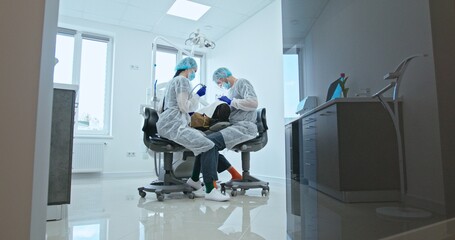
[54,28,113,136]
[154,45,203,87]
[283,53,300,120]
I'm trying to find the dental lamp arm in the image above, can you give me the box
[372,82,396,98]
[375,54,427,101]
[190,83,208,106]
[384,54,428,80]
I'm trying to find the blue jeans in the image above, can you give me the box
[198,146,219,183]
[193,132,231,182]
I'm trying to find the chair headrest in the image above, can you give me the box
[256,108,268,134]
[142,107,159,137]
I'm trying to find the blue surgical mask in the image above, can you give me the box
[222,81,231,89]
[188,71,196,81]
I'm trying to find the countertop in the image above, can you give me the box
[285,97,395,125]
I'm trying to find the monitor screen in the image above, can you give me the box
[326,78,343,102]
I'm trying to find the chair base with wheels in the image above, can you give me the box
[221,108,270,197]
[138,107,195,201]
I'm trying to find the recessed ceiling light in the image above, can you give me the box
[167,0,211,21]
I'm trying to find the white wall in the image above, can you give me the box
[206,0,286,180]
[302,0,444,211]
[59,16,203,174]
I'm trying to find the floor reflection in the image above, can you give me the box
[45,173,455,240]
[46,174,287,240]
[286,178,447,240]
[136,194,269,239]
[382,217,455,240]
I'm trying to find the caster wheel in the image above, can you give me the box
[240,189,246,195]
[221,185,226,194]
[188,193,195,199]
[231,190,238,197]
[156,194,165,201]
[261,189,269,196]
[139,191,146,198]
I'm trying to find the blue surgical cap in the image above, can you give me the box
[175,57,197,71]
[212,67,232,82]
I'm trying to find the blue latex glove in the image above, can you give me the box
[196,85,206,97]
[218,96,232,105]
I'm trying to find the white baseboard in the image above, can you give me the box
[101,171,156,179]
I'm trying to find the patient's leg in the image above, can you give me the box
[190,132,242,185]
[218,154,242,180]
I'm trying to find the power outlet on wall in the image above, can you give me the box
[126,152,136,157]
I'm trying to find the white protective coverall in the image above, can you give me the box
[219,78,258,149]
[156,76,214,156]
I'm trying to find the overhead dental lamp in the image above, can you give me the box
[185,29,216,49]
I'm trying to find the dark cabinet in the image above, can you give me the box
[286,120,301,182]
[285,119,302,239]
[48,87,76,205]
[315,105,340,192]
[299,99,400,202]
[301,116,317,184]
[285,121,302,200]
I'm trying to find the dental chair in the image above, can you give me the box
[221,108,270,197]
[138,107,195,201]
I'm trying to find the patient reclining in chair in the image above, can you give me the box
[186,67,259,197]
[186,100,243,193]
[156,57,231,202]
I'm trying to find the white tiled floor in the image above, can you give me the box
[46,174,449,240]
[46,174,287,240]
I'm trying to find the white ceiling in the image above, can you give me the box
[59,0,329,50]
[58,0,275,42]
